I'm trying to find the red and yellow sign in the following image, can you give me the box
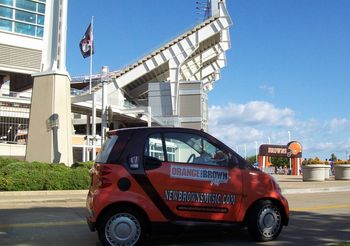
[259,141,302,158]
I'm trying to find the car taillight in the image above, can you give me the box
[99,165,112,175]
[98,177,113,188]
[97,165,113,188]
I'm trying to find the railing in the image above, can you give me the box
[0,89,32,99]
[0,112,29,147]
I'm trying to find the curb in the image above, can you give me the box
[0,190,88,197]
[282,186,350,195]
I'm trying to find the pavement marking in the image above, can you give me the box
[291,204,350,212]
[0,220,85,229]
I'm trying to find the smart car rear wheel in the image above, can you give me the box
[98,208,145,246]
[247,200,282,242]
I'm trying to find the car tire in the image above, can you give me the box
[247,200,282,242]
[97,207,146,246]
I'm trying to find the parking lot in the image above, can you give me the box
[0,176,350,245]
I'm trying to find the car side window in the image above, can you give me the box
[164,132,229,166]
[144,133,165,162]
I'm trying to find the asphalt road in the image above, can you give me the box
[0,191,349,246]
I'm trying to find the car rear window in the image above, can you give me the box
[95,135,118,163]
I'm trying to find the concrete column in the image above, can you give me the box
[26,72,73,165]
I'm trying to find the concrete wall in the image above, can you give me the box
[26,73,73,165]
[178,81,207,130]
[148,82,173,117]
[0,143,26,160]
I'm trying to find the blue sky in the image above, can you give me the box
[66,0,350,160]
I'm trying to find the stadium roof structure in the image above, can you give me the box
[71,0,232,124]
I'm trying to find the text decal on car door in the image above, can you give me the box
[164,190,235,205]
[170,164,229,185]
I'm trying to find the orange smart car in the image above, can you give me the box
[86,127,289,245]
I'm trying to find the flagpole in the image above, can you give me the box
[89,16,94,94]
[89,16,96,160]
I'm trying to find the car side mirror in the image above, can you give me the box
[229,153,240,167]
[144,156,162,170]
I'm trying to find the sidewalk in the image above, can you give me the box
[0,190,88,207]
[272,174,350,194]
[0,175,350,205]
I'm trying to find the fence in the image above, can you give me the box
[0,101,30,144]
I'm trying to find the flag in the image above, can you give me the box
[79,23,94,58]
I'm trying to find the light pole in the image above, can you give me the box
[268,137,271,144]
[287,131,291,171]
[101,66,109,145]
[346,146,349,161]
[244,144,247,159]
[287,131,291,142]
[255,141,258,162]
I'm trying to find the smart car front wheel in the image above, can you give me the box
[247,200,283,242]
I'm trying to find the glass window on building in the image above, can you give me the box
[37,3,44,13]
[16,0,36,12]
[15,21,35,36]
[37,14,44,24]
[36,25,43,37]
[0,0,13,6]
[0,18,12,31]
[0,6,13,18]
[15,10,36,23]
[0,0,46,38]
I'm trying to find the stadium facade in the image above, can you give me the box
[0,0,232,163]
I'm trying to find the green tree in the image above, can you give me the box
[330,153,337,161]
[246,155,257,165]
[270,157,289,167]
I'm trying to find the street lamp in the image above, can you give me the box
[287,131,291,142]
[255,141,258,162]
[287,131,291,171]
[346,146,349,161]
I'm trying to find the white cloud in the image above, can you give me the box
[209,125,263,147]
[259,85,275,97]
[209,101,295,128]
[208,101,350,160]
[208,101,297,156]
[303,142,335,153]
[324,118,350,133]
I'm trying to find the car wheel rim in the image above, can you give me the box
[105,213,141,246]
[257,204,281,238]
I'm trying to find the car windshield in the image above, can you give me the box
[95,135,118,163]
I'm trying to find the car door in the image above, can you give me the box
[144,130,243,222]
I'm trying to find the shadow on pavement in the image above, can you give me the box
[149,211,350,245]
[0,207,349,245]
[0,206,101,246]
[279,211,350,245]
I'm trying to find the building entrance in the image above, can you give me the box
[258,141,303,175]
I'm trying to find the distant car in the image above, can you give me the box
[86,127,289,246]
[252,162,260,168]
